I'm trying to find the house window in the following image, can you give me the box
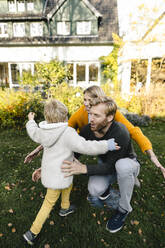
[17,0,25,12]
[77,64,85,82]
[11,64,19,85]
[76,21,91,35]
[8,0,16,12]
[30,23,43,37]
[27,0,34,11]
[68,62,100,87]
[89,64,98,82]
[13,23,25,37]
[8,0,33,12]
[0,23,8,37]
[9,63,34,86]
[57,22,70,35]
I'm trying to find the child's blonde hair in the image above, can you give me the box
[44,99,68,123]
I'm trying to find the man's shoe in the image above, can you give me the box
[59,204,75,216]
[106,209,128,233]
[99,193,111,201]
[23,230,37,246]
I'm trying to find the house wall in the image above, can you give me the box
[0,44,113,87]
[117,0,165,94]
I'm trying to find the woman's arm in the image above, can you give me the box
[68,105,88,132]
[115,109,152,153]
[24,145,43,163]
[146,149,165,178]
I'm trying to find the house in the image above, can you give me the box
[117,0,165,94]
[0,0,118,88]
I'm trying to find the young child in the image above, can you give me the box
[23,99,119,246]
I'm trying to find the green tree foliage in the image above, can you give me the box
[100,34,123,91]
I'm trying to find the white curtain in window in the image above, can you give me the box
[76,21,91,35]
[13,23,25,37]
[57,22,70,35]
[30,23,43,37]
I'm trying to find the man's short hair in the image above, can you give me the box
[44,99,68,123]
[90,97,117,117]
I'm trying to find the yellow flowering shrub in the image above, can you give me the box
[0,89,43,128]
[48,82,84,116]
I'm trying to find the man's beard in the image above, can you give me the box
[90,119,108,134]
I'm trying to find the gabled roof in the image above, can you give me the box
[47,0,102,20]
[0,0,118,45]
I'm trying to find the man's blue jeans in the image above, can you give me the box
[88,158,140,212]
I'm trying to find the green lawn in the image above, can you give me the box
[0,122,165,248]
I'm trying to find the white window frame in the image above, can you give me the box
[13,23,25,37]
[8,62,34,88]
[27,0,34,11]
[30,22,43,37]
[8,0,17,12]
[68,61,100,87]
[76,21,91,35]
[0,23,8,37]
[57,22,70,35]
[17,0,25,12]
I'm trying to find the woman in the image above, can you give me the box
[24,85,165,177]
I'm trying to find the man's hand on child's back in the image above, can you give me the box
[28,112,35,121]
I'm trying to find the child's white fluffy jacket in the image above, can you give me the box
[26,120,109,189]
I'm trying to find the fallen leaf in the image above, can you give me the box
[44,244,50,248]
[49,221,54,225]
[5,185,11,191]
[138,228,142,235]
[31,186,35,191]
[8,223,12,227]
[9,209,14,213]
[97,220,101,225]
[134,220,139,225]
[12,228,16,233]
[92,213,96,217]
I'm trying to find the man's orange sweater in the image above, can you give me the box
[68,105,152,153]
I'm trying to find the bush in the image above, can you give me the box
[102,82,165,119]
[140,83,165,118]
[48,82,84,116]
[0,84,83,128]
[101,83,142,114]
[0,89,43,129]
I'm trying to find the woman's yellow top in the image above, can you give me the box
[68,105,152,153]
